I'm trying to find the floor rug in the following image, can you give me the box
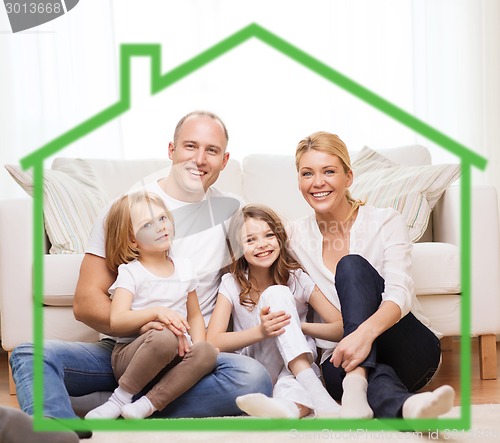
[85,404,500,443]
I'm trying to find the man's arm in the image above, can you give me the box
[73,253,116,335]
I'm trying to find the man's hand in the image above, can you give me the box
[259,306,291,338]
[138,321,192,357]
[156,307,190,336]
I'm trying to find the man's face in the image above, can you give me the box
[168,116,229,199]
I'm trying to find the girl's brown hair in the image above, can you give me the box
[295,131,364,222]
[226,204,301,308]
[105,192,173,273]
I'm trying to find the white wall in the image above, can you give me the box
[114,0,418,163]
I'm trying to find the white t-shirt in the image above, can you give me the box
[289,205,440,357]
[217,269,316,358]
[86,181,241,325]
[110,257,198,343]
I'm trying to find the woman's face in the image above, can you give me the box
[240,217,280,271]
[297,150,353,215]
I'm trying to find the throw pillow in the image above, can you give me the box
[5,160,107,254]
[351,146,461,242]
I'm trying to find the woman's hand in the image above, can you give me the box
[259,306,291,338]
[330,328,374,373]
[155,307,190,337]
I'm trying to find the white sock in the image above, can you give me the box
[121,396,157,419]
[236,393,300,418]
[85,386,133,419]
[341,373,374,419]
[296,367,341,417]
[402,385,455,418]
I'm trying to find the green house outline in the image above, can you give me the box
[20,23,487,434]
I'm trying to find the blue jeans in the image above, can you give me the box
[321,255,441,418]
[10,339,272,419]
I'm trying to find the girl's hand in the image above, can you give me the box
[330,328,374,372]
[139,321,164,334]
[259,306,291,338]
[177,334,191,357]
[155,307,190,337]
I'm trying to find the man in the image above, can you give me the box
[10,111,272,438]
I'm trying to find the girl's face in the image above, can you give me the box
[240,217,280,271]
[297,150,353,215]
[131,202,174,254]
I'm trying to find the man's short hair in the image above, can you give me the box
[173,111,229,148]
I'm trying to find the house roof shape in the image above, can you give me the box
[24,22,482,432]
[20,22,487,170]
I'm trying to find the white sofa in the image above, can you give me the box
[1,145,500,396]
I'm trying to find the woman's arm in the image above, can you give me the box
[110,288,189,336]
[331,210,410,372]
[186,290,206,344]
[302,285,343,341]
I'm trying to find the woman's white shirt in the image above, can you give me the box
[289,205,439,358]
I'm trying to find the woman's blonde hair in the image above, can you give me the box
[226,204,301,308]
[105,191,174,273]
[295,131,364,221]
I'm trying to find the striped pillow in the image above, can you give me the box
[351,147,461,242]
[5,160,107,254]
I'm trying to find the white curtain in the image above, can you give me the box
[2,0,499,202]
[0,0,122,199]
[412,0,500,178]
[113,0,418,163]
[412,0,500,217]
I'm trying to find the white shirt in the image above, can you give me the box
[217,269,316,359]
[86,181,241,325]
[110,257,198,343]
[289,205,439,356]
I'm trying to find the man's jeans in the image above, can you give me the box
[10,339,272,418]
[321,254,441,418]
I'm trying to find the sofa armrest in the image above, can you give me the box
[0,199,33,351]
[433,184,500,335]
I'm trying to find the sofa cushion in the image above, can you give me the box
[54,158,172,201]
[41,241,460,307]
[351,147,461,242]
[43,254,85,306]
[5,161,107,254]
[412,242,460,295]
[358,144,432,167]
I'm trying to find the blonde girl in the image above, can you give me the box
[86,191,217,419]
[207,204,342,418]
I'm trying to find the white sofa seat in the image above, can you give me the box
[1,145,499,395]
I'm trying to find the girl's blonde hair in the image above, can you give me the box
[105,191,174,273]
[295,131,364,222]
[226,204,301,308]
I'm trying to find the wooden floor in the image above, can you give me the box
[1,337,499,409]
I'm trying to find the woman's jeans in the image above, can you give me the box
[10,338,272,419]
[321,254,441,418]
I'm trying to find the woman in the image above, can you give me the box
[289,131,454,419]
